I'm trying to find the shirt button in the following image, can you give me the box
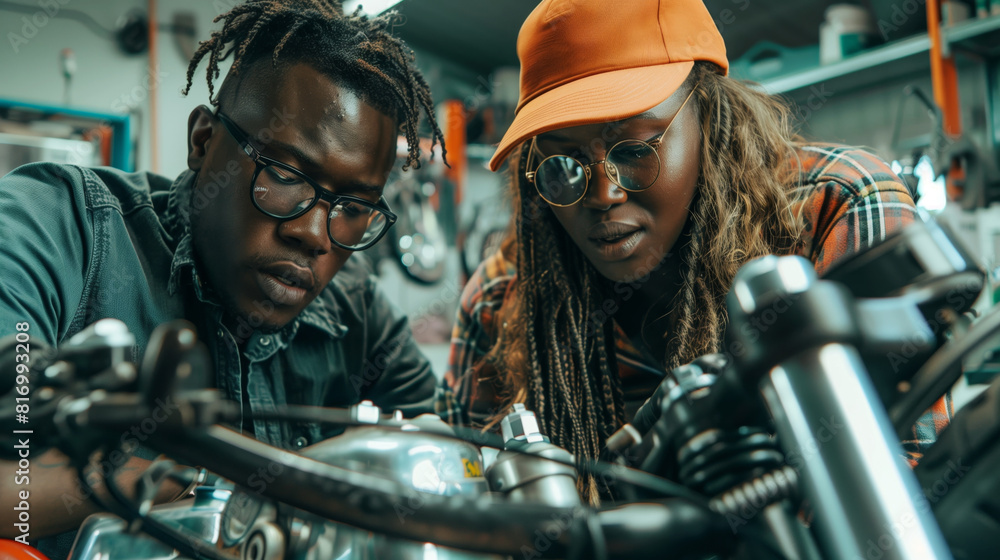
[217,329,224,338]
[260,337,270,346]
[293,436,309,449]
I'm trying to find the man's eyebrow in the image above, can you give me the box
[260,138,383,195]
[337,181,383,196]
[259,137,320,171]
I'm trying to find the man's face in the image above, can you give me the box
[186,61,397,333]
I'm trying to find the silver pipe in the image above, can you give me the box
[761,343,952,560]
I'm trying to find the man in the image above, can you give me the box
[0,0,445,555]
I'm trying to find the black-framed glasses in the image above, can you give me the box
[525,85,699,207]
[217,112,397,251]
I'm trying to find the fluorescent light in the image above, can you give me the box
[915,155,947,212]
[343,0,404,15]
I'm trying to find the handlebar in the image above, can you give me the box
[147,425,731,558]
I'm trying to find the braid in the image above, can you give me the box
[662,193,725,370]
[236,11,277,70]
[711,79,734,153]
[490,144,627,504]
[271,18,308,63]
[597,321,625,434]
[181,0,445,170]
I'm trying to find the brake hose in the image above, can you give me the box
[891,305,1000,439]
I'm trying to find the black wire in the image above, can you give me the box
[129,459,184,531]
[103,454,240,560]
[64,404,708,557]
[248,406,711,505]
[579,458,709,506]
[0,0,115,38]
[77,443,239,560]
[891,304,1000,439]
[67,408,719,560]
[735,523,794,560]
[74,447,237,560]
[587,510,608,560]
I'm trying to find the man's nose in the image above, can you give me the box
[278,204,330,254]
[580,161,627,211]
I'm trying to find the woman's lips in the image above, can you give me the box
[587,228,645,261]
[587,221,642,241]
[256,271,309,306]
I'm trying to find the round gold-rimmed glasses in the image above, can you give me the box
[525,85,699,207]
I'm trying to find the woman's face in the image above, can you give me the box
[533,84,702,284]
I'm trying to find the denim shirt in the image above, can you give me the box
[0,161,436,451]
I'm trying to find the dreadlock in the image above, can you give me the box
[488,168,628,501]
[486,61,805,503]
[181,0,444,170]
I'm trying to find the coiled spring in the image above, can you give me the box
[676,426,785,496]
[709,464,799,517]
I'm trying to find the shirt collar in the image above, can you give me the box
[297,292,349,339]
[163,169,198,297]
[162,169,347,341]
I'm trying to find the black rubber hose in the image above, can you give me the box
[891,305,1000,439]
[148,426,730,559]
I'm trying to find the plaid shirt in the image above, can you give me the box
[436,144,949,466]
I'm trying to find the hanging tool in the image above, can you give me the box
[927,0,966,201]
[59,47,76,106]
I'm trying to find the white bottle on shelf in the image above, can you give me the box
[820,4,878,64]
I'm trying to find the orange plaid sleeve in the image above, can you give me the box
[791,144,948,463]
[791,144,919,275]
[435,250,516,427]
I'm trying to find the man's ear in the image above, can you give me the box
[187,105,215,171]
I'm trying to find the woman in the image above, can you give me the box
[438,0,948,500]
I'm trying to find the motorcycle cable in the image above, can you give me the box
[60,403,790,559]
[246,406,712,506]
[77,445,240,560]
[891,304,1000,439]
[64,414,706,560]
[35,384,714,557]
[93,443,617,560]
[567,510,608,560]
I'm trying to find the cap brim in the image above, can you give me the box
[489,61,694,171]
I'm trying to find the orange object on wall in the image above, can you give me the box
[442,99,466,207]
[926,0,965,201]
[83,125,114,166]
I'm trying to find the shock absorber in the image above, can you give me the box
[677,426,786,499]
[710,464,799,519]
[649,361,797,515]
[641,354,820,560]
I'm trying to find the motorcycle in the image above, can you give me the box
[3,217,1000,560]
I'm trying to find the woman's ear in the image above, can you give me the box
[187,105,215,171]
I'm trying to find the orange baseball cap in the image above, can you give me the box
[489,0,728,171]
